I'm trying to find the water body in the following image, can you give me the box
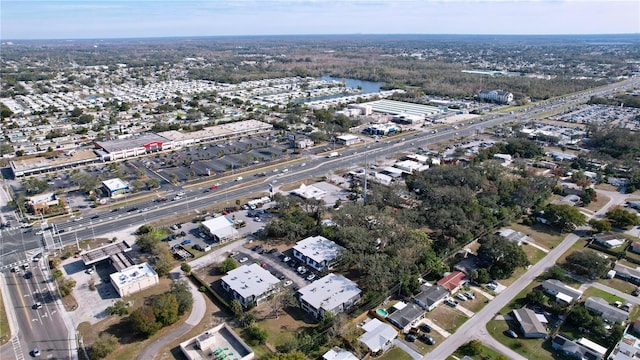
[319,76,382,94]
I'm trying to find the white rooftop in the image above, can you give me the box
[359,318,398,353]
[222,264,280,300]
[102,178,129,192]
[110,262,157,287]
[294,236,343,266]
[298,273,361,313]
[291,184,327,200]
[202,216,238,239]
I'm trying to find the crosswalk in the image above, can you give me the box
[11,336,25,360]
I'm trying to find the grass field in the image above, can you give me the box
[448,341,504,360]
[584,193,611,212]
[378,347,413,360]
[597,277,637,295]
[582,287,624,304]
[430,306,469,333]
[509,223,563,250]
[0,292,10,346]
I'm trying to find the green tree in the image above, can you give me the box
[245,324,268,345]
[230,300,244,318]
[152,293,179,326]
[460,340,483,356]
[265,352,306,360]
[589,219,612,233]
[477,234,529,279]
[106,300,129,316]
[129,306,161,337]
[89,333,118,360]
[171,280,193,315]
[543,204,587,232]
[180,262,192,274]
[606,207,640,228]
[563,251,610,280]
[57,277,76,297]
[525,288,546,305]
[220,258,238,273]
[567,305,593,326]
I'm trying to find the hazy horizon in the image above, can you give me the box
[2,0,639,40]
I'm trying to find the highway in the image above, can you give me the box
[1,77,638,271]
[0,77,637,360]
[1,260,73,359]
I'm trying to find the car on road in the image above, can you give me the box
[127,207,139,212]
[506,329,519,338]
[32,302,42,310]
[22,263,30,270]
[181,239,192,245]
[238,257,249,263]
[209,184,219,190]
[267,248,278,254]
[91,215,100,219]
[156,197,168,202]
[24,271,32,279]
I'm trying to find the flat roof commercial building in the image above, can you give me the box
[110,262,159,297]
[179,323,254,360]
[293,235,343,272]
[10,149,101,178]
[360,99,443,119]
[221,264,280,308]
[102,178,129,197]
[201,216,238,243]
[297,273,361,319]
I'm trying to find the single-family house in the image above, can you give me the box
[593,232,626,249]
[498,228,532,246]
[585,297,628,324]
[414,285,449,311]
[293,236,343,272]
[609,332,640,360]
[630,242,640,255]
[220,264,280,308]
[512,308,547,338]
[552,334,604,360]
[437,271,467,293]
[542,279,583,304]
[613,263,640,285]
[297,273,361,319]
[322,347,359,360]
[387,303,425,332]
[358,318,397,354]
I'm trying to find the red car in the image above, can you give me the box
[209,184,218,190]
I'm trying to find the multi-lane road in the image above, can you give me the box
[1,259,74,359]
[0,77,638,359]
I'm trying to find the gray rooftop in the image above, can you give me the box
[585,297,628,323]
[221,263,280,300]
[297,273,361,313]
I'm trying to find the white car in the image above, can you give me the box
[283,280,293,287]
[238,257,249,263]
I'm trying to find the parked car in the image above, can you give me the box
[282,256,291,263]
[283,280,293,287]
[238,257,249,263]
[633,287,640,297]
[406,334,417,342]
[445,299,458,307]
[456,293,467,301]
[421,335,436,345]
[464,291,475,300]
[181,239,192,245]
[267,248,278,254]
[306,274,316,281]
[420,324,432,333]
[32,347,41,356]
[506,329,519,338]
[193,244,204,251]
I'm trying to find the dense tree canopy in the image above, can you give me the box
[563,251,610,280]
[606,207,640,228]
[541,204,587,232]
[477,234,529,279]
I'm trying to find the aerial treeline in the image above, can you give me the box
[406,163,555,254]
[588,94,640,109]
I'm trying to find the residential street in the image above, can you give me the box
[423,188,631,359]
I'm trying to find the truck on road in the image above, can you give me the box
[326,152,339,158]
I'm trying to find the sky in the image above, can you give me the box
[1,0,639,40]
